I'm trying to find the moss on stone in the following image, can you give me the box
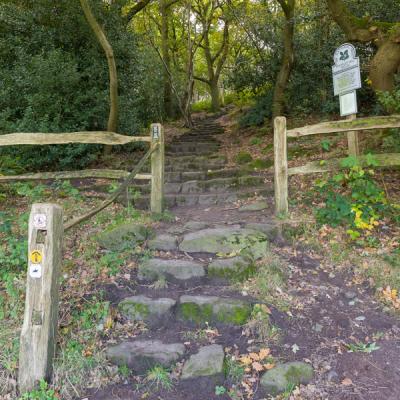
[217,305,252,325]
[284,363,314,383]
[180,302,213,324]
[119,302,149,319]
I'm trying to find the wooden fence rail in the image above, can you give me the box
[0,131,151,146]
[14,124,164,394]
[274,115,400,215]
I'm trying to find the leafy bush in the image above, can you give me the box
[0,1,163,171]
[239,90,273,127]
[191,98,212,112]
[315,155,398,240]
[19,380,57,400]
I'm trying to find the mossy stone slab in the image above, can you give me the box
[96,223,154,251]
[106,340,185,374]
[239,200,269,212]
[119,295,176,327]
[184,221,209,231]
[260,362,314,395]
[147,234,178,251]
[179,228,268,259]
[181,345,224,380]
[138,258,206,283]
[244,223,278,241]
[178,295,252,325]
[207,256,253,281]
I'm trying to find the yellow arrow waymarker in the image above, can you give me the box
[30,250,43,264]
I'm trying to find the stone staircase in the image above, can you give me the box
[130,115,271,209]
[102,219,276,396]
[94,116,287,398]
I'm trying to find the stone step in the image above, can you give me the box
[130,175,265,195]
[175,135,219,142]
[106,340,185,374]
[131,186,272,208]
[178,295,252,325]
[166,142,220,153]
[119,295,176,328]
[138,258,206,285]
[164,167,258,183]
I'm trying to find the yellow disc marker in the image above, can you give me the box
[30,250,43,264]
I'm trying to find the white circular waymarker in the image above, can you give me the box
[33,214,47,229]
[29,264,42,279]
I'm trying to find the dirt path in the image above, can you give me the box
[85,115,400,400]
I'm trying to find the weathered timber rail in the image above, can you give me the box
[0,131,151,146]
[15,124,165,394]
[274,115,400,215]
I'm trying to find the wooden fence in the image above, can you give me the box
[7,125,165,393]
[0,124,165,223]
[274,115,400,215]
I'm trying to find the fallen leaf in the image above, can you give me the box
[292,343,300,354]
[252,361,264,372]
[342,378,353,386]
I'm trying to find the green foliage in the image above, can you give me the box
[0,212,28,279]
[73,297,110,331]
[315,155,397,240]
[224,356,245,383]
[321,140,331,152]
[249,158,273,169]
[250,137,263,146]
[0,0,163,171]
[378,80,400,113]
[145,366,174,391]
[346,342,380,353]
[235,151,253,164]
[215,385,227,395]
[98,251,125,276]
[191,98,212,112]
[239,91,273,127]
[19,380,57,400]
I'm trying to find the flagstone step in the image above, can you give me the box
[138,258,206,285]
[178,295,252,326]
[106,340,186,374]
[130,175,265,196]
[131,186,272,208]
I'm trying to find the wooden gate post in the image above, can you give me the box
[150,123,165,213]
[274,117,288,215]
[19,204,63,394]
[346,114,360,156]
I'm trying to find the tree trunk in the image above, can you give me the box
[80,0,118,155]
[370,40,400,92]
[327,0,400,93]
[272,0,295,119]
[210,79,220,112]
[160,0,173,118]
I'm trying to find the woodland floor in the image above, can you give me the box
[0,108,399,400]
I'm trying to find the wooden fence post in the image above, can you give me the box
[150,123,165,213]
[19,204,63,394]
[346,114,360,156]
[274,116,288,215]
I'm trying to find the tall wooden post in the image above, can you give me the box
[346,114,360,156]
[274,117,288,215]
[150,123,165,213]
[19,204,63,394]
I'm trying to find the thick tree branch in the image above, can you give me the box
[125,0,152,20]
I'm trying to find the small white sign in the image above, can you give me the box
[33,214,47,229]
[152,125,160,140]
[332,43,361,96]
[339,91,358,117]
[29,264,42,279]
[333,67,362,96]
